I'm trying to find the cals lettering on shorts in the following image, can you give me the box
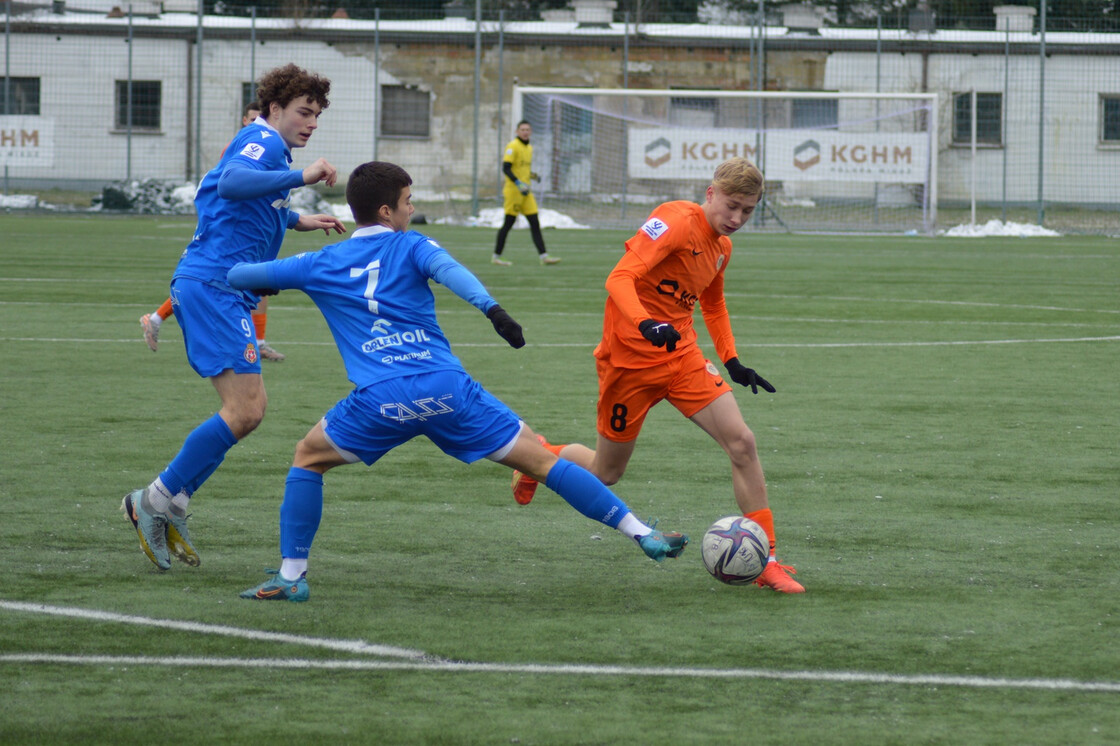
[640,217,669,241]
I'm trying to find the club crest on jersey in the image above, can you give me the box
[640,217,669,241]
[244,343,258,364]
[239,142,266,161]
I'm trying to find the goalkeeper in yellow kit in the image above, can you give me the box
[492,120,560,266]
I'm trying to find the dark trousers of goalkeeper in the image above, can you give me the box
[495,212,547,258]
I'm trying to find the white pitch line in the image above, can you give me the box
[1,654,1118,694]
[0,600,427,660]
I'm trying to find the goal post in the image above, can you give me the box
[511,86,938,234]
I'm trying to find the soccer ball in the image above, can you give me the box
[701,516,769,585]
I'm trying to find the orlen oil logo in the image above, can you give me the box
[793,139,820,171]
[644,137,671,168]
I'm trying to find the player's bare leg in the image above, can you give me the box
[690,392,803,593]
[210,370,268,439]
[511,435,633,504]
[501,428,686,561]
[689,393,766,514]
[558,436,635,487]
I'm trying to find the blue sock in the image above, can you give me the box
[182,455,225,497]
[543,459,629,529]
[280,467,324,559]
[159,414,238,496]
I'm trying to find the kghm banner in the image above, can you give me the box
[0,117,54,168]
[629,128,928,184]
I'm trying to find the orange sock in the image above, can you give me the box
[745,508,776,557]
[252,312,267,341]
[545,442,565,457]
[156,298,174,321]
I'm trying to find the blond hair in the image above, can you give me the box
[712,157,764,198]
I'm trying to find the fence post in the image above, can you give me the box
[1001,23,1009,222]
[970,89,977,225]
[194,0,203,181]
[496,10,504,200]
[373,8,379,161]
[621,11,629,222]
[1036,0,1046,226]
[3,0,9,194]
[250,7,256,98]
[127,5,133,180]
[471,0,481,217]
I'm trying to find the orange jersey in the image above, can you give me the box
[595,200,739,368]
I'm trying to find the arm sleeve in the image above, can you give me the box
[502,161,518,185]
[227,261,276,292]
[217,162,306,201]
[603,250,655,327]
[426,250,498,314]
[699,270,739,364]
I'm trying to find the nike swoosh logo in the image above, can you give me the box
[691,250,701,256]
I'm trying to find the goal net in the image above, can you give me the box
[511,87,938,234]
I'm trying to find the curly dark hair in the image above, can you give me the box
[254,64,331,116]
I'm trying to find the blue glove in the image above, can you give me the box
[515,179,530,195]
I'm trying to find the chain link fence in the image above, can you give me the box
[2,2,1118,233]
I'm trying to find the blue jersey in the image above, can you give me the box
[174,119,304,299]
[255,226,484,389]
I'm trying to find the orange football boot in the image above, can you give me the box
[755,560,805,593]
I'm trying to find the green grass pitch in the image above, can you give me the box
[0,213,1118,744]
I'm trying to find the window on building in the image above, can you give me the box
[953,92,1002,145]
[115,80,161,131]
[381,85,430,138]
[0,77,41,116]
[791,98,838,129]
[1100,95,1120,144]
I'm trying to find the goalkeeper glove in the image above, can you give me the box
[723,357,775,394]
[530,172,541,183]
[487,305,525,348]
[638,319,681,352]
[515,179,530,195]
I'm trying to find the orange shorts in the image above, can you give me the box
[596,346,728,443]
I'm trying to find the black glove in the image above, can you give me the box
[487,305,525,348]
[638,319,681,352]
[723,357,775,394]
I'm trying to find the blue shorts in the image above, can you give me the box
[171,278,261,378]
[321,369,523,466]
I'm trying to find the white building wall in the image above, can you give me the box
[2,32,383,185]
[4,32,191,182]
[195,39,381,178]
[826,49,1120,206]
[4,18,1119,212]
